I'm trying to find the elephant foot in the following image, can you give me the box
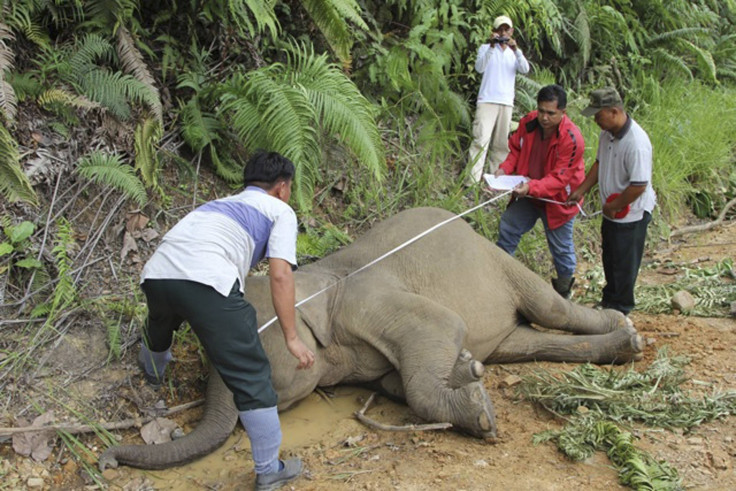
[454,380,497,440]
[448,349,485,387]
[604,323,644,364]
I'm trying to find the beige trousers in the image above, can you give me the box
[466,103,512,183]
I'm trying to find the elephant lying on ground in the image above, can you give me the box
[99,207,643,470]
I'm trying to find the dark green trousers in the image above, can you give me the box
[141,279,277,410]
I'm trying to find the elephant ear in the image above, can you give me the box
[294,272,337,348]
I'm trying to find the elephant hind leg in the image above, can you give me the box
[488,323,643,365]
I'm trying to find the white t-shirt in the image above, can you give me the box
[475,44,530,106]
[141,186,298,297]
[597,117,657,223]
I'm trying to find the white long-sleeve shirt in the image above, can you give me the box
[475,44,530,106]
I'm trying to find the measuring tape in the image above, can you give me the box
[258,190,513,333]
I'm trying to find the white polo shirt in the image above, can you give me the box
[597,117,657,223]
[141,186,298,297]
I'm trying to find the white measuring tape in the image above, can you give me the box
[258,190,513,333]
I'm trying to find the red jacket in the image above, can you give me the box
[499,111,585,229]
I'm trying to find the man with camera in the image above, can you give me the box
[465,15,530,186]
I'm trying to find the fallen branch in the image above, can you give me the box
[0,399,204,437]
[670,197,736,238]
[353,392,452,432]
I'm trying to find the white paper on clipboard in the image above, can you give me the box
[483,174,529,191]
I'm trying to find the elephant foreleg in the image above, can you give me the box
[350,291,496,439]
[488,323,644,365]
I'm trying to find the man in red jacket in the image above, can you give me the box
[493,84,585,298]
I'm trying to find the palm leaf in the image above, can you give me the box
[76,151,147,206]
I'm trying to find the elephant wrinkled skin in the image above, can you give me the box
[99,207,642,470]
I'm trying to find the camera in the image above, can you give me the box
[491,36,509,45]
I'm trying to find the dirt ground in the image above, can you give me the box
[1,222,734,491]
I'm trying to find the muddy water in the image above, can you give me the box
[111,386,383,490]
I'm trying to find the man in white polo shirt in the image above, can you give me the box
[137,150,314,490]
[465,14,530,185]
[568,87,657,315]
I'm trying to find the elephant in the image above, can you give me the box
[99,207,643,470]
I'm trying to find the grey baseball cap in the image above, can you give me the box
[581,87,623,116]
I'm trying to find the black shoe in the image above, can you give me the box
[552,276,575,299]
[137,350,164,389]
[255,458,302,491]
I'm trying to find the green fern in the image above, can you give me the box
[2,2,52,49]
[226,0,279,38]
[49,218,77,315]
[0,124,37,204]
[76,151,147,206]
[219,43,385,210]
[0,22,17,122]
[299,0,368,66]
[133,114,162,190]
[116,26,162,124]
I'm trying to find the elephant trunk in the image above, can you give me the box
[99,367,238,470]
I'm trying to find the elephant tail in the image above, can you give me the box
[98,367,238,470]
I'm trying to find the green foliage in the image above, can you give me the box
[0,124,38,204]
[218,42,385,210]
[0,21,18,122]
[133,114,163,190]
[297,223,352,262]
[76,151,147,206]
[535,417,681,489]
[299,0,368,65]
[635,81,736,221]
[521,348,736,489]
[48,218,77,315]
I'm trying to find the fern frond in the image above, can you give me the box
[76,151,147,206]
[285,43,385,180]
[178,97,221,152]
[134,114,163,189]
[648,27,710,44]
[228,0,279,38]
[0,22,16,121]
[650,48,694,80]
[221,68,319,208]
[3,5,51,49]
[116,26,162,124]
[38,88,101,111]
[0,124,37,205]
[66,33,114,77]
[49,218,77,314]
[78,69,149,120]
[299,0,368,65]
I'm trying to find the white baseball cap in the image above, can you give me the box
[493,15,513,29]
